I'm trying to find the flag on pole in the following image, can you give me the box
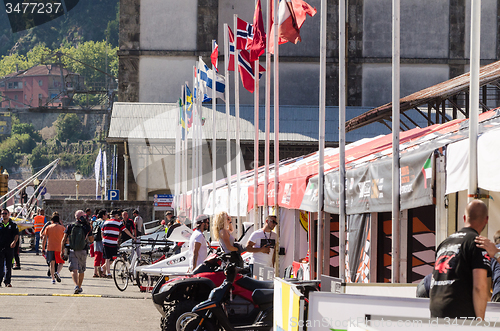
[238,50,265,93]
[197,57,226,101]
[185,85,193,128]
[179,98,186,140]
[269,0,317,54]
[247,0,266,61]
[236,17,253,50]
[94,148,102,199]
[211,41,219,72]
[227,26,236,71]
[103,150,107,199]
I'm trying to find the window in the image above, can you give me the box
[18,82,22,88]
[38,80,43,86]
[38,94,43,99]
[0,82,4,87]
[24,94,27,100]
[14,95,18,100]
[24,81,27,87]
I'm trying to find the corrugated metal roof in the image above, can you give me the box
[346,60,500,132]
[108,102,390,143]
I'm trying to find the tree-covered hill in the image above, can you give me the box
[0,0,119,56]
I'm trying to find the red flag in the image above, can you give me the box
[236,17,253,50]
[211,41,219,71]
[227,26,236,71]
[269,0,317,54]
[238,49,265,93]
[246,0,266,61]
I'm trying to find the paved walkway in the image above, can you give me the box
[1,251,161,330]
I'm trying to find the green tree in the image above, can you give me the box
[11,122,42,142]
[55,113,83,143]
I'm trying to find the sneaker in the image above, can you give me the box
[6,284,12,287]
[51,279,56,284]
[12,265,21,270]
[78,287,83,293]
[54,272,61,283]
[74,286,80,294]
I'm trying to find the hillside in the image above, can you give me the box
[0,0,119,56]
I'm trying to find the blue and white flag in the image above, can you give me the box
[197,57,225,102]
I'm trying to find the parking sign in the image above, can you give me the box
[108,189,119,200]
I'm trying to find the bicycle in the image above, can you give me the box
[113,239,147,291]
[113,238,171,291]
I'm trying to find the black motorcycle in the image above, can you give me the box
[176,263,274,331]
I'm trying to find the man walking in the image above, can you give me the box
[188,214,210,271]
[0,209,19,287]
[60,210,94,294]
[133,210,144,237]
[102,210,135,278]
[42,215,65,284]
[246,215,278,271]
[430,200,491,319]
[33,208,46,255]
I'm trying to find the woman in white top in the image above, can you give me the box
[213,211,238,253]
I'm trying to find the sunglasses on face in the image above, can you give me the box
[270,219,278,225]
[1,213,8,215]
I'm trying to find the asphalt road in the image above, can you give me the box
[0,251,162,330]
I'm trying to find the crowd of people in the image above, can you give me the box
[0,207,144,294]
[0,206,280,295]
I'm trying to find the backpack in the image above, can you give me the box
[69,222,87,251]
[92,220,102,242]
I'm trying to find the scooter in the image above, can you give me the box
[176,263,274,331]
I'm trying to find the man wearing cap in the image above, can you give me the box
[188,215,210,271]
[246,215,278,271]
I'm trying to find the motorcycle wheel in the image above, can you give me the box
[181,316,216,331]
[113,259,129,291]
[161,300,197,331]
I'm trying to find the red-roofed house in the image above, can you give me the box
[0,65,84,108]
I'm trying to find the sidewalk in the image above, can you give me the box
[1,251,160,330]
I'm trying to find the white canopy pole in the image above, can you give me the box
[264,0,271,220]
[338,0,346,282]
[468,0,481,201]
[391,0,401,283]
[254,58,260,230]
[273,0,280,276]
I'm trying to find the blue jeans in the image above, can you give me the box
[35,232,40,253]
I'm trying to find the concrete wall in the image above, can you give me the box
[120,0,500,108]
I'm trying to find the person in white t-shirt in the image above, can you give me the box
[188,214,210,271]
[246,215,278,269]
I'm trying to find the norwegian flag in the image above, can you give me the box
[236,17,253,50]
[238,49,265,93]
[227,26,236,71]
[211,40,219,72]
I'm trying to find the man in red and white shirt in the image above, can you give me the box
[101,209,135,278]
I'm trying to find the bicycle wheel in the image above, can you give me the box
[113,259,129,291]
[135,260,150,288]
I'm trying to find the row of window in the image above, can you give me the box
[5,93,44,101]
[0,80,44,89]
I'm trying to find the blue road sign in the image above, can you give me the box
[108,189,119,200]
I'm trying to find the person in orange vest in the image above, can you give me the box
[33,208,47,255]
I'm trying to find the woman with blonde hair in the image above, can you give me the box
[213,211,238,253]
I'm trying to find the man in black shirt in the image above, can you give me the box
[430,200,491,319]
[0,209,19,287]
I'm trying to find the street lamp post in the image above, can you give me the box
[75,172,82,199]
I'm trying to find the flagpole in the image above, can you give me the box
[254,58,260,230]
[273,0,280,276]
[391,0,401,283]
[175,85,182,213]
[338,0,346,282]
[212,40,217,217]
[264,0,271,220]
[196,68,204,214]
[183,82,189,214]
[234,14,242,231]
[192,65,198,219]
[468,0,480,202]
[224,23,232,217]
